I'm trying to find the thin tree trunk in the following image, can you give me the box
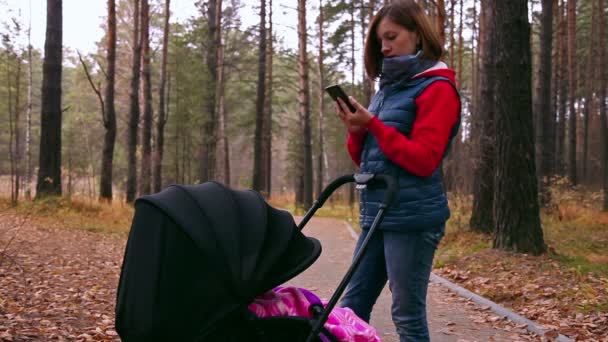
[537,0,554,206]
[67,137,72,197]
[582,0,596,184]
[457,0,463,84]
[100,0,117,201]
[174,118,180,184]
[200,0,219,182]
[436,0,446,46]
[348,0,356,209]
[139,0,153,195]
[253,0,268,195]
[153,0,171,193]
[491,0,545,255]
[567,0,577,184]
[25,0,33,199]
[264,0,273,195]
[556,0,567,177]
[217,6,229,187]
[471,0,477,119]
[317,0,325,197]
[213,0,223,180]
[12,56,21,205]
[298,0,313,209]
[449,0,455,69]
[7,58,15,204]
[470,0,494,233]
[598,0,607,210]
[14,60,22,204]
[126,0,141,203]
[36,0,63,198]
[550,0,559,178]
[362,0,375,105]
[218,42,229,186]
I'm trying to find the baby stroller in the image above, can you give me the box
[115,174,396,342]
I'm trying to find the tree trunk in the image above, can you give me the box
[537,0,554,206]
[14,59,22,204]
[100,0,117,201]
[457,0,463,83]
[200,0,219,182]
[8,58,15,204]
[582,0,596,184]
[126,0,141,203]
[449,0,455,69]
[218,13,230,187]
[153,0,171,193]
[471,0,478,120]
[550,0,559,177]
[36,0,63,198]
[317,0,326,197]
[219,43,229,186]
[348,0,356,209]
[361,0,375,105]
[490,0,546,255]
[470,0,494,233]
[567,0,577,185]
[253,0,268,195]
[298,0,313,209]
[436,0,446,46]
[26,7,33,199]
[264,0,273,195]
[556,0,567,177]
[598,0,607,210]
[139,0,153,196]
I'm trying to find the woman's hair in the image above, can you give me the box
[364,0,443,79]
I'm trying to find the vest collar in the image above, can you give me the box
[379,51,436,89]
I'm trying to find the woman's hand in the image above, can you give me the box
[336,96,374,134]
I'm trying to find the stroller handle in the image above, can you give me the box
[317,173,396,208]
[297,173,396,231]
[301,173,396,342]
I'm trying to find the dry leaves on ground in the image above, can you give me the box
[0,212,124,341]
[435,249,608,341]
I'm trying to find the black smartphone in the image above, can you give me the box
[325,84,356,113]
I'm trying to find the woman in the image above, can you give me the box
[334,1,460,341]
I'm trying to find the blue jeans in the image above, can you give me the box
[340,226,444,342]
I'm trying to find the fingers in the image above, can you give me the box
[349,96,364,111]
[335,102,346,121]
[337,97,350,115]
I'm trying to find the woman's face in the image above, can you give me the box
[376,17,420,58]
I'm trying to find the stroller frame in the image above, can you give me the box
[298,173,396,342]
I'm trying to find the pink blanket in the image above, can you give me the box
[248,287,381,342]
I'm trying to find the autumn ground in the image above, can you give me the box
[0,185,607,341]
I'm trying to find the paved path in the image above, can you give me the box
[287,217,534,342]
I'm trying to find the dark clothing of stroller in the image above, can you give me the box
[116,175,396,341]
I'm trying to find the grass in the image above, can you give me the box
[268,192,361,231]
[434,186,608,278]
[0,195,134,235]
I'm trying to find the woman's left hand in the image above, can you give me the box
[337,96,374,127]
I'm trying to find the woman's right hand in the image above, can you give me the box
[335,101,365,134]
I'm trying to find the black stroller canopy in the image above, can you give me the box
[116,182,322,341]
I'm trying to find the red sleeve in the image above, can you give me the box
[365,81,460,177]
[346,130,367,166]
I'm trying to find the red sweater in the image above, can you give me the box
[346,68,460,177]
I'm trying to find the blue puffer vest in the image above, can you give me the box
[359,55,460,231]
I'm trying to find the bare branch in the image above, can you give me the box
[93,55,108,79]
[77,51,106,126]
